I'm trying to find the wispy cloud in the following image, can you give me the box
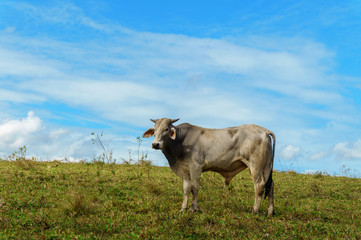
[0,88,45,103]
[3,30,347,127]
[4,2,110,31]
[309,151,329,161]
[0,47,62,77]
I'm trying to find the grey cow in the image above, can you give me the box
[143,118,276,216]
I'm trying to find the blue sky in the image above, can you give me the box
[1,0,361,176]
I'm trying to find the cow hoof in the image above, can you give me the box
[180,208,187,213]
[189,206,199,213]
[268,210,275,216]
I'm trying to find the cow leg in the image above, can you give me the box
[189,183,199,212]
[251,168,274,215]
[189,164,202,212]
[267,181,275,216]
[250,167,265,214]
[180,179,191,212]
[252,182,264,214]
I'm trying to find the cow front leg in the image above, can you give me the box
[189,179,200,212]
[180,178,191,212]
[189,164,201,212]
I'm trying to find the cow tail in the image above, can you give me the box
[264,131,275,199]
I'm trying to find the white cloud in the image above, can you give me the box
[308,140,361,162]
[0,111,85,159]
[0,111,155,163]
[333,140,361,160]
[49,128,68,139]
[0,111,42,148]
[280,144,301,160]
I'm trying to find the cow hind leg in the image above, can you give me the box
[251,169,274,215]
[267,180,275,216]
[252,181,264,214]
[263,163,274,216]
[250,167,268,214]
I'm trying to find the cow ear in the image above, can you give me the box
[142,128,155,138]
[169,127,176,140]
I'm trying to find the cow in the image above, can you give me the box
[142,118,276,216]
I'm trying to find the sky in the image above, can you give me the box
[1,0,361,177]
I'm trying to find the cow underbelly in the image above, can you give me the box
[203,157,247,174]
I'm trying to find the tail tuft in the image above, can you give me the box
[264,171,272,199]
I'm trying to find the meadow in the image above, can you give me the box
[0,159,360,239]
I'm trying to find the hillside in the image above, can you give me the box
[0,160,360,239]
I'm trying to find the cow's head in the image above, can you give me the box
[142,118,179,150]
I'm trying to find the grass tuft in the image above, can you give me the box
[64,192,97,217]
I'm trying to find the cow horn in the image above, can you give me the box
[171,118,180,123]
[150,119,158,123]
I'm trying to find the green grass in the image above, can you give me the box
[0,160,360,239]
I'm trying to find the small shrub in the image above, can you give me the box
[15,158,38,170]
[339,165,360,178]
[8,146,38,170]
[91,132,115,164]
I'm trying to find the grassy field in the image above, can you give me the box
[0,159,360,239]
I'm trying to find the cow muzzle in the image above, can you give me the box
[152,142,161,150]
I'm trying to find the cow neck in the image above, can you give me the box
[161,125,186,167]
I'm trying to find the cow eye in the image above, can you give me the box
[165,128,169,132]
